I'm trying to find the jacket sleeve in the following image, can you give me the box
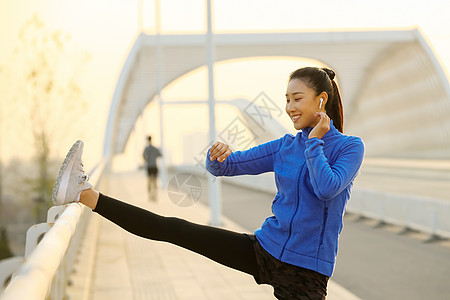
[305,136,365,201]
[206,135,287,177]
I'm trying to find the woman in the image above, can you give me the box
[53,67,364,300]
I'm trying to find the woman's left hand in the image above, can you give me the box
[309,112,330,140]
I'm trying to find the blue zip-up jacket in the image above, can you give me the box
[206,121,365,277]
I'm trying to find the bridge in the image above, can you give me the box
[1,28,450,299]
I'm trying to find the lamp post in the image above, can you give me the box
[154,0,168,189]
[0,75,3,227]
[206,0,222,226]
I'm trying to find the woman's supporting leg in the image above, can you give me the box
[80,190,259,277]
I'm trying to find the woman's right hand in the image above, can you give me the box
[209,141,232,162]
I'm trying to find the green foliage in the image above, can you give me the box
[0,226,13,260]
[10,14,90,222]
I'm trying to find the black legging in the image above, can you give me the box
[94,193,259,277]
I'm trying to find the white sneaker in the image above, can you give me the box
[52,140,93,205]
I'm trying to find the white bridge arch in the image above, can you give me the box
[104,28,450,159]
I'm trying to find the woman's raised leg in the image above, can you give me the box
[80,189,259,277]
[52,140,258,278]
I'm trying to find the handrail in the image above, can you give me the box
[362,157,450,171]
[0,158,108,300]
[1,204,83,299]
[347,188,450,241]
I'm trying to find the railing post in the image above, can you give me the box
[0,257,24,293]
[425,202,442,242]
[375,192,388,227]
[0,159,106,300]
[48,206,67,223]
[25,223,52,258]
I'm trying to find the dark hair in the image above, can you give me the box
[289,67,344,133]
[147,135,152,142]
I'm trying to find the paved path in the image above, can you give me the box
[81,171,360,300]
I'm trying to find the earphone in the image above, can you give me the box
[319,98,324,109]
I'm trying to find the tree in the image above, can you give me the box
[0,226,13,260]
[10,14,90,222]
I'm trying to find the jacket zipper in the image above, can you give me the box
[279,164,305,260]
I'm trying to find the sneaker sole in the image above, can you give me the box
[52,140,83,205]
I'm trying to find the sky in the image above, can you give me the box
[1,0,450,168]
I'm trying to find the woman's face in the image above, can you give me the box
[285,78,324,130]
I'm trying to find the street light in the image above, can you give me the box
[206,0,222,226]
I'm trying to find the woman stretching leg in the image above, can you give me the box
[80,188,259,277]
[52,67,365,300]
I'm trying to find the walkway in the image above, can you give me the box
[70,171,360,300]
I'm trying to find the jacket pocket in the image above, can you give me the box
[319,203,329,246]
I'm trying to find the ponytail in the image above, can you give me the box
[326,73,344,133]
[289,67,344,133]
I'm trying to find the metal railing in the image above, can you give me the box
[0,159,107,300]
[346,158,450,240]
[347,188,450,240]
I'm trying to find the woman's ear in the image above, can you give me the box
[319,92,328,109]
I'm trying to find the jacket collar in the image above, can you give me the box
[300,119,339,141]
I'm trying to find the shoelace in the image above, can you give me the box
[76,162,89,184]
[78,174,89,184]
